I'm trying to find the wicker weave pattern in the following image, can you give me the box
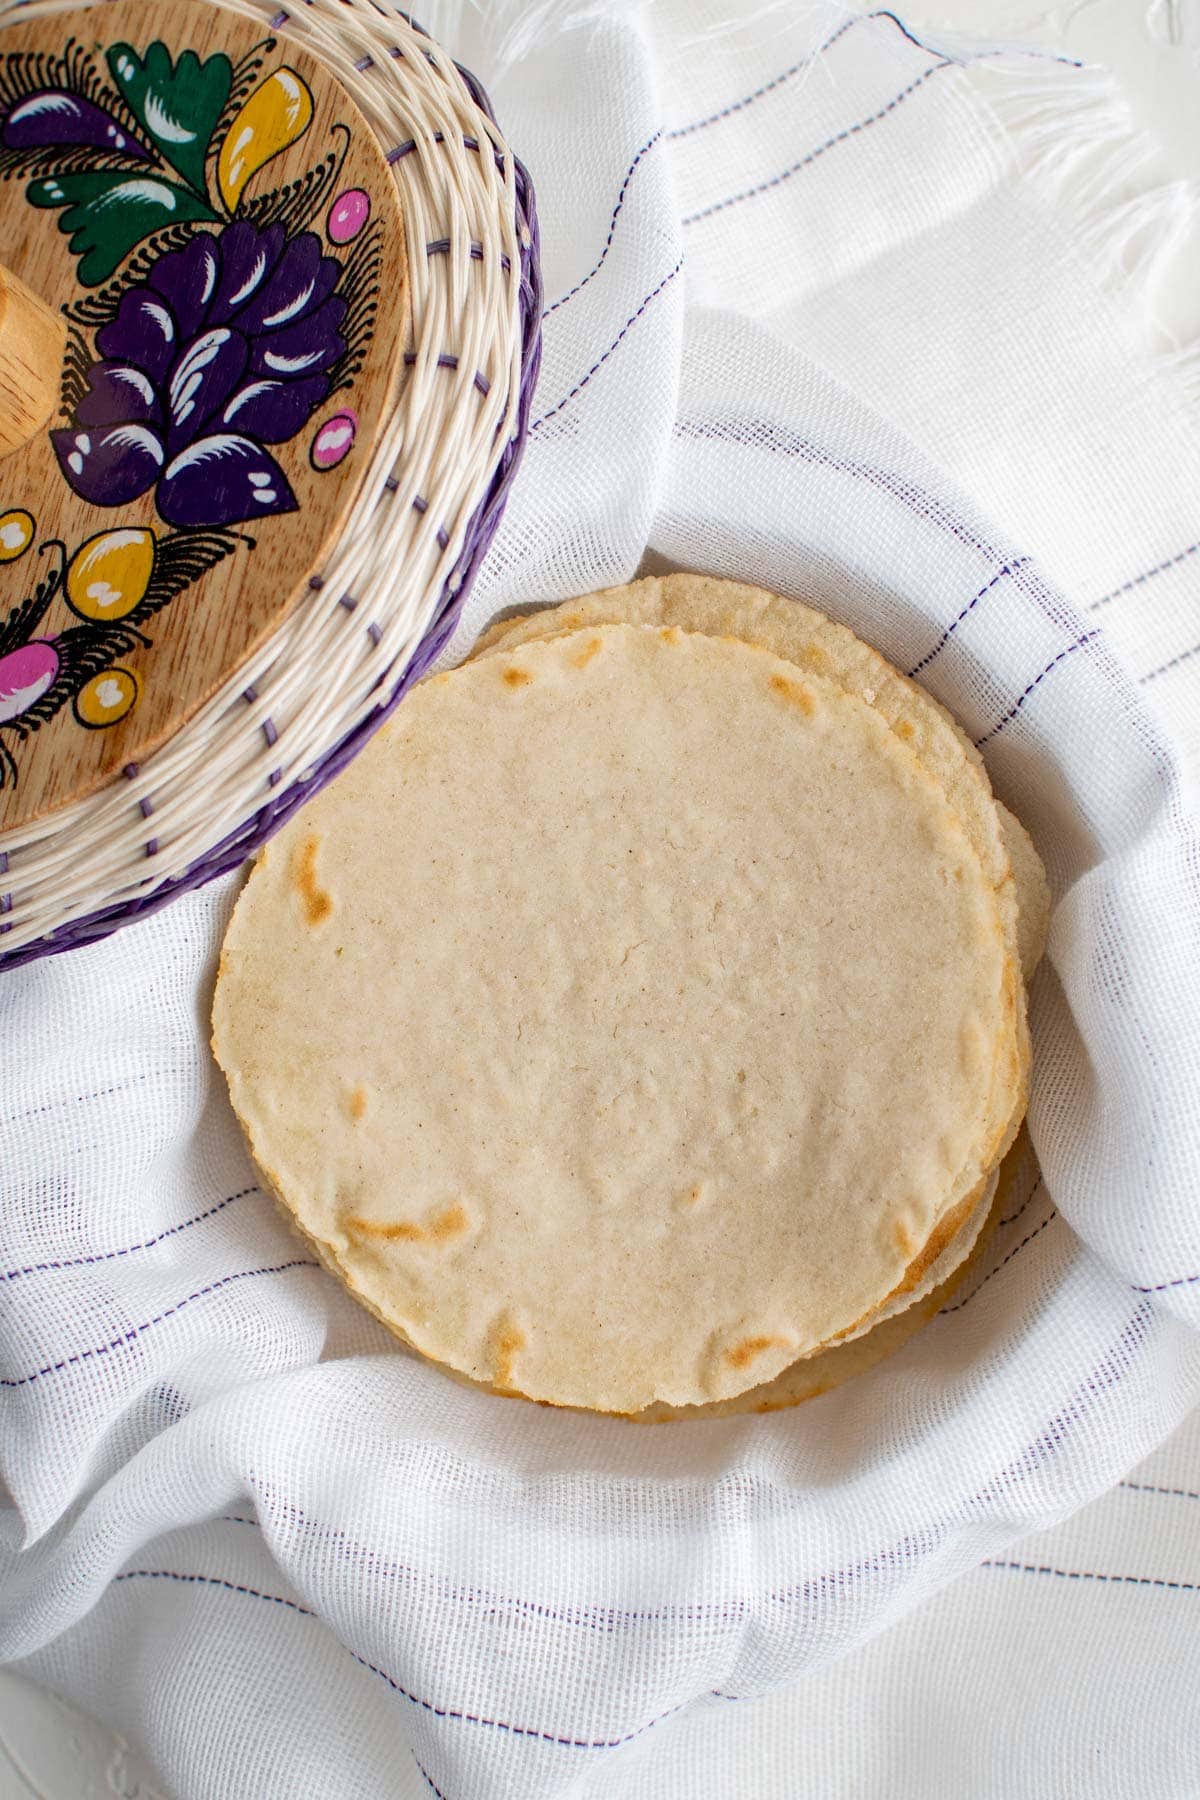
[0,0,541,968]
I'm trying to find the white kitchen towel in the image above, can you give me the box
[565,1400,1200,1799]
[4,4,1200,1798]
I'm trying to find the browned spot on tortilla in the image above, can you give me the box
[889,1187,976,1295]
[571,635,604,668]
[894,719,915,741]
[827,1187,982,1350]
[892,1217,917,1258]
[293,835,333,926]
[503,664,534,688]
[725,1333,789,1371]
[803,644,828,669]
[677,1182,707,1211]
[428,1203,469,1241]
[490,1315,526,1391]
[348,1085,368,1121]
[347,1202,470,1244]
[347,1214,424,1242]
[659,626,683,644]
[768,673,815,715]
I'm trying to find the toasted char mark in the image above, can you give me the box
[490,1314,527,1392]
[348,1215,422,1242]
[502,663,534,688]
[677,1181,708,1211]
[894,719,915,741]
[829,1184,982,1337]
[890,1187,975,1295]
[429,1203,470,1242]
[802,643,827,669]
[347,1202,470,1244]
[725,1333,790,1371]
[348,1085,369,1122]
[658,626,683,644]
[768,673,815,715]
[293,835,333,926]
[571,635,604,668]
[892,1217,917,1258]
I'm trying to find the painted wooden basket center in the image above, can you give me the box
[0,0,409,828]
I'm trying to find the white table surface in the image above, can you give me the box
[3,1,1198,1794]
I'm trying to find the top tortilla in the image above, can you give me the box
[471,573,1049,981]
[213,622,1019,1412]
[468,578,1045,1382]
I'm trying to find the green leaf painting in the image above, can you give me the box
[106,41,232,192]
[27,169,218,284]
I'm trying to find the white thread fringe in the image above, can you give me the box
[970,57,1200,354]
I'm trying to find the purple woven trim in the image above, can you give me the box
[2,43,543,973]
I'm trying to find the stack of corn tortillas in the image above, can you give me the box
[212,575,1049,1419]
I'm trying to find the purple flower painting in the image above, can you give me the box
[0,30,381,785]
[52,223,348,529]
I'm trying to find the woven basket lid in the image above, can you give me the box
[0,0,541,969]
